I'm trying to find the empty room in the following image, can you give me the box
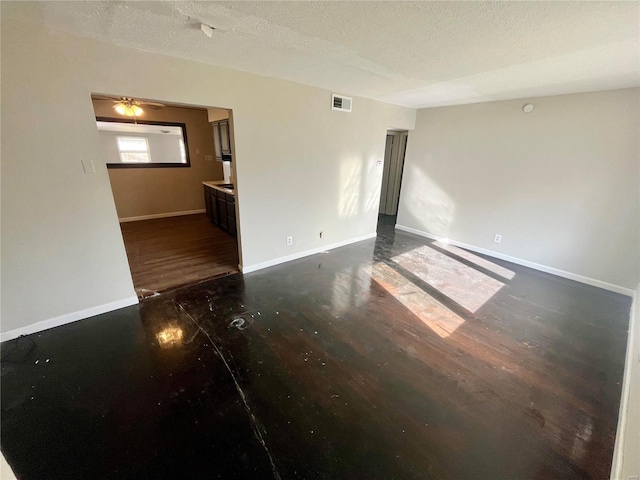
[1,2,638,480]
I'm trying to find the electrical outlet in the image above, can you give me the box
[205,155,213,162]
[494,234,502,244]
[286,236,293,246]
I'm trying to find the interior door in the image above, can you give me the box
[379,131,408,215]
[379,134,395,214]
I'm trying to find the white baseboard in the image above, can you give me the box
[0,295,139,342]
[395,224,634,297]
[611,286,639,480]
[119,209,205,223]
[240,233,377,274]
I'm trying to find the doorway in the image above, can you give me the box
[379,130,408,216]
[91,94,241,298]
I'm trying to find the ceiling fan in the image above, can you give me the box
[92,95,166,117]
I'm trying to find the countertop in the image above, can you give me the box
[203,180,234,195]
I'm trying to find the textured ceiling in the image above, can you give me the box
[6,1,640,107]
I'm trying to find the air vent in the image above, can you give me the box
[332,94,352,112]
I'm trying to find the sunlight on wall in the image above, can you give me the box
[434,240,515,280]
[364,154,383,214]
[338,158,362,218]
[404,164,455,237]
[392,245,504,313]
[369,262,465,338]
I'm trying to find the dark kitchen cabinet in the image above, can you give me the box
[217,196,228,231]
[211,119,232,162]
[212,123,222,162]
[219,120,231,156]
[204,184,236,237]
[204,186,218,225]
[226,192,237,238]
[209,189,219,225]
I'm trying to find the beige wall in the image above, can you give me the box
[92,101,222,219]
[398,88,640,290]
[0,9,415,334]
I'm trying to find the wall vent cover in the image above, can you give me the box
[332,94,352,112]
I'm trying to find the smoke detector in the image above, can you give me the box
[201,23,215,38]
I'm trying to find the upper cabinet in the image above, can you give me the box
[212,119,232,162]
[219,120,231,156]
[212,123,222,161]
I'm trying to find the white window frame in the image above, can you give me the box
[116,136,151,163]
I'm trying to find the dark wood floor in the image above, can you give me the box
[1,216,631,479]
[120,214,239,297]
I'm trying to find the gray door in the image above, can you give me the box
[379,131,408,215]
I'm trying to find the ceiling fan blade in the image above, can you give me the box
[143,102,166,108]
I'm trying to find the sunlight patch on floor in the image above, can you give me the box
[392,245,504,313]
[433,240,515,280]
[369,262,465,338]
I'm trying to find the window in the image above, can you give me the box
[117,136,151,163]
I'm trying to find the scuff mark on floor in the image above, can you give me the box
[176,302,282,480]
[229,316,253,331]
[507,295,565,316]
[138,289,161,300]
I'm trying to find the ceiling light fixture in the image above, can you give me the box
[114,98,144,117]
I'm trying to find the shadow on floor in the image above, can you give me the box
[1,216,631,479]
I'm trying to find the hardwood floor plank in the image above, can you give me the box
[119,214,239,295]
[0,215,630,479]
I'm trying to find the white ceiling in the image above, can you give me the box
[8,1,640,108]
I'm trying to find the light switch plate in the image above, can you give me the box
[81,159,96,174]
[205,155,214,162]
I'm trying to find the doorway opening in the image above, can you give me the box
[91,95,241,299]
[379,130,408,218]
